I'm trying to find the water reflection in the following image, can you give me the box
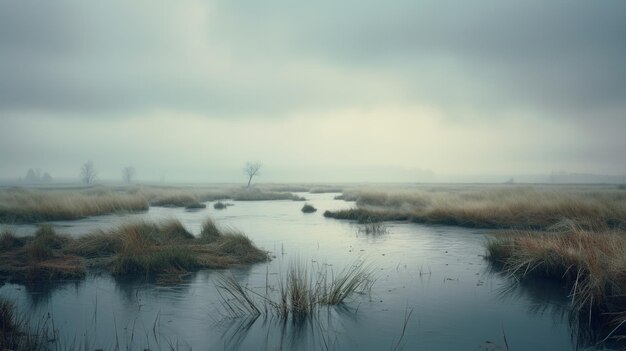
[489,268,625,350]
[218,308,355,351]
[0,193,620,350]
[20,279,84,307]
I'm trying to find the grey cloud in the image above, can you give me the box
[0,0,625,123]
[211,0,626,119]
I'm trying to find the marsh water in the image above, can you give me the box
[0,193,609,350]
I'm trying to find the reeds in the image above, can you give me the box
[0,187,149,223]
[0,185,309,223]
[0,296,195,350]
[0,226,85,283]
[328,185,626,230]
[0,217,267,283]
[324,209,409,223]
[216,260,374,319]
[200,217,221,242]
[486,226,626,341]
[0,297,53,351]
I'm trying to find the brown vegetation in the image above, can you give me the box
[0,225,85,283]
[0,187,148,223]
[0,185,311,223]
[0,297,53,350]
[328,185,626,229]
[0,218,267,283]
[486,225,626,341]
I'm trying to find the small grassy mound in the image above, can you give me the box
[232,188,305,201]
[209,232,268,264]
[0,226,85,283]
[151,194,203,209]
[200,218,222,242]
[111,246,200,276]
[214,201,232,210]
[309,187,343,194]
[0,218,268,283]
[301,204,317,213]
[323,208,409,223]
[83,219,267,276]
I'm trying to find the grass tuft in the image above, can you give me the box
[328,186,626,230]
[301,204,317,213]
[200,218,222,242]
[0,230,24,251]
[486,228,626,341]
[1,217,267,283]
[216,260,374,319]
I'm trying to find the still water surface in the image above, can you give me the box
[0,193,605,350]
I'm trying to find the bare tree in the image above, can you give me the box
[80,161,97,184]
[243,162,262,187]
[122,166,136,184]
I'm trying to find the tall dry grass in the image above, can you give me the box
[0,217,267,283]
[486,225,626,341]
[68,218,268,276]
[0,187,149,223]
[0,184,312,223]
[330,185,626,229]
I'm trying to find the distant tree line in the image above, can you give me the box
[22,168,52,184]
[50,160,264,186]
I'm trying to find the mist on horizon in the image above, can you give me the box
[1,1,625,184]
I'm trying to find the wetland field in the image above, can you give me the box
[0,183,625,350]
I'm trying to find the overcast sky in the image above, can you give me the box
[1,1,625,183]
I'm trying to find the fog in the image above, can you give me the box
[1,1,625,183]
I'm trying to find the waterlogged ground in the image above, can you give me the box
[0,193,608,350]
